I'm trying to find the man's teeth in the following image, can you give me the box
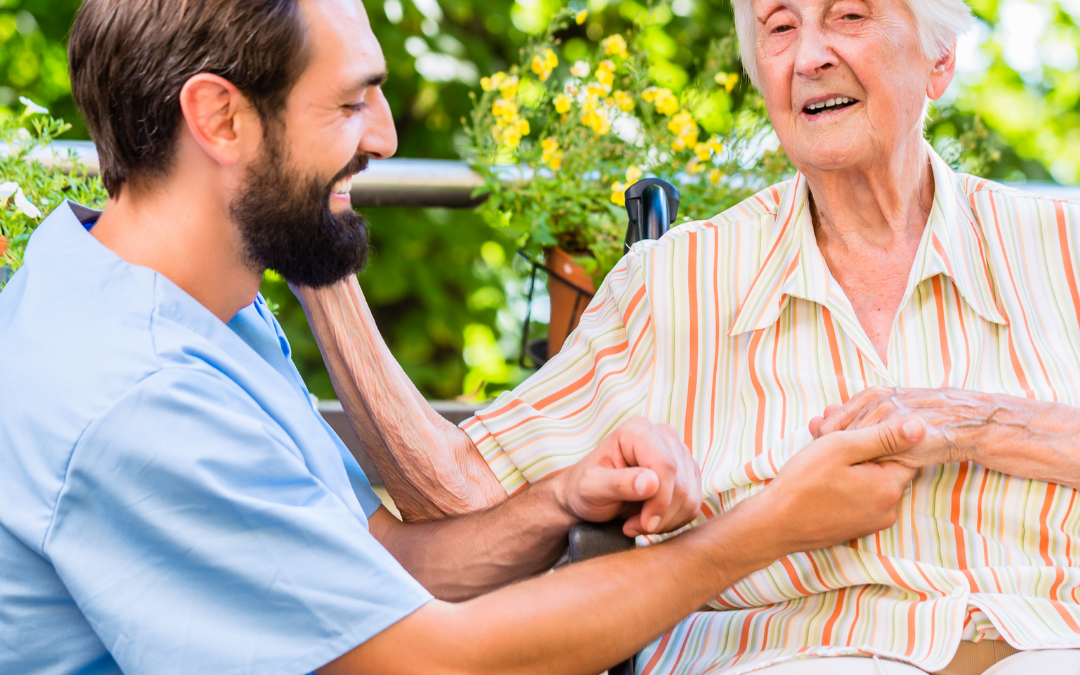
[806,96,855,111]
[332,176,354,194]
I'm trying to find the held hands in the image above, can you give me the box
[808,386,995,468]
[555,417,702,538]
[752,417,926,556]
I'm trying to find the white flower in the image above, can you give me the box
[18,96,49,116]
[0,182,43,219]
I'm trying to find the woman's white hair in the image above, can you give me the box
[732,0,976,88]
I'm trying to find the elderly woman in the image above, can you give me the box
[297,0,1080,673]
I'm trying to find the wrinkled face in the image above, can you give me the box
[752,0,947,174]
[232,0,396,287]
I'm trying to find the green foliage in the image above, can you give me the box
[0,101,104,283]
[467,17,789,281]
[0,0,84,137]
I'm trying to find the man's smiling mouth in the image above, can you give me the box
[331,175,356,196]
[803,97,858,115]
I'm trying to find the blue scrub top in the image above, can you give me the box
[0,202,431,675]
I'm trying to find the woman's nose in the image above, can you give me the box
[793,25,838,78]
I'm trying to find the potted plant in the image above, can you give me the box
[466,7,790,361]
[1,99,105,288]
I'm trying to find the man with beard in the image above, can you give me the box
[0,0,931,674]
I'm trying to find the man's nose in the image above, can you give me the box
[793,24,838,78]
[359,89,398,160]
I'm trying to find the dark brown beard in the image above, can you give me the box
[231,129,370,288]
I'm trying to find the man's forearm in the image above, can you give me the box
[372,476,577,601]
[295,278,507,521]
[324,497,778,675]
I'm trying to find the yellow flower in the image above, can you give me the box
[686,158,703,175]
[595,68,614,88]
[480,72,506,92]
[643,87,678,115]
[667,109,700,151]
[625,165,643,184]
[554,93,572,114]
[602,35,628,60]
[541,137,563,170]
[611,181,627,206]
[496,116,530,148]
[531,49,558,82]
[570,61,590,78]
[597,59,616,73]
[491,97,519,123]
[498,74,519,99]
[714,71,740,93]
[613,90,634,112]
[576,10,589,24]
[695,135,723,161]
[586,81,610,97]
[708,168,723,185]
[655,89,679,116]
[581,107,610,135]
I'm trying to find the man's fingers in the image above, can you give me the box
[876,460,918,487]
[584,466,659,506]
[835,417,926,465]
[621,422,679,533]
[809,416,825,438]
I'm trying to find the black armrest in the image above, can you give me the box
[568,520,636,563]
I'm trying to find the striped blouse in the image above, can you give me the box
[461,146,1080,674]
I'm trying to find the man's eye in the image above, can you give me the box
[344,103,366,113]
[842,13,862,19]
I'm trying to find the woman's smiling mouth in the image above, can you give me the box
[802,96,859,117]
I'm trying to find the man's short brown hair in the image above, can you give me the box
[69,0,310,195]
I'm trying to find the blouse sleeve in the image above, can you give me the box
[461,252,657,494]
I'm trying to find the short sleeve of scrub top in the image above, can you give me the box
[43,365,432,675]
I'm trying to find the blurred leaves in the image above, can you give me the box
[0,102,105,280]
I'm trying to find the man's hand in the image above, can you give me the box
[554,417,702,537]
[808,386,995,468]
[748,417,926,557]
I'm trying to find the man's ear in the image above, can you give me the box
[178,74,252,167]
[927,43,957,101]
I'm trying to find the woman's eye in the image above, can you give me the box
[842,13,861,19]
[344,103,365,113]
[771,23,794,33]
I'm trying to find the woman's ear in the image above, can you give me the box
[178,73,251,167]
[927,43,957,101]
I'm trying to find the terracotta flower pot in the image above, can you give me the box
[545,247,596,359]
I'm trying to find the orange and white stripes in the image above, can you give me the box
[460,146,1080,674]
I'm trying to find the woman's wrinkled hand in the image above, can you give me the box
[807,386,999,468]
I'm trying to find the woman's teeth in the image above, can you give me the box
[805,96,855,113]
[332,176,354,194]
